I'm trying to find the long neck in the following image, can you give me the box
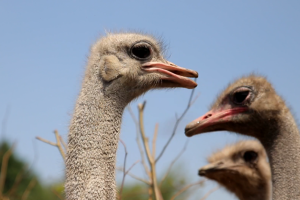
[236,182,271,200]
[224,177,271,200]
[261,111,300,200]
[65,74,126,200]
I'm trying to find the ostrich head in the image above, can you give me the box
[86,32,198,102]
[185,75,285,140]
[199,140,271,198]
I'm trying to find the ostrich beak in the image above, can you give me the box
[199,161,240,176]
[185,107,248,137]
[199,163,223,176]
[142,61,198,89]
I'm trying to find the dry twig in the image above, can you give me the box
[199,186,220,200]
[156,78,197,162]
[54,130,66,159]
[118,139,140,200]
[190,92,201,107]
[117,167,150,185]
[170,180,204,200]
[119,139,128,199]
[138,102,163,200]
[152,124,159,158]
[159,141,188,187]
[128,106,151,177]
[59,135,67,151]
[36,137,56,146]
[36,130,66,161]
[125,161,140,176]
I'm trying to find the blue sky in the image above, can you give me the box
[1,1,300,199]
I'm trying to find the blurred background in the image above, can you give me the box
[1,1,299,199]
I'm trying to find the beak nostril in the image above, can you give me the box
[204,114,212,119]
[217,161,224,166]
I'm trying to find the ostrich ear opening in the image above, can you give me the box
[99,55,122,82]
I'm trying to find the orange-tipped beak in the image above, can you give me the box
[185,107,248,137]
[142,61,198,89]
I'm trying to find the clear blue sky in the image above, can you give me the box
[1,1,300,199]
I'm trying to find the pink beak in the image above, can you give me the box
[142,61,198,89]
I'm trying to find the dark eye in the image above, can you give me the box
[233,90,250,104]
[243,151,258,163]
[130,42,152,60]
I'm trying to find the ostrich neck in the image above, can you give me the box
[66,78,126,200]
[238,184,270,200]
[261,112,300,200]
[236,184,270,200]
[226,178,270,200]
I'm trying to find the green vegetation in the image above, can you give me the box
[0,141,63,200]
[0,141,203,200]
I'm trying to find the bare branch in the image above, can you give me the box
[118,138,141,200]
[119,139,128,199]
[138,102,163,200]
[190,92,201,107]
[36,137,57,146]
[170,180,204,200]
[21,178,37,200]
[125,160,140,175]
[159,140,188,187]
[152,124,159,158]
[199,186,220,200]
[127,105,139,125]
[36,130,66,161]
[0,143,15,197]
[59,135,67,151]
[138,101,153,165]
[117,167,150,185]
[128,106,151,177]
[148,187,153,200]
[156,78,197,162]
[54,130,66,159]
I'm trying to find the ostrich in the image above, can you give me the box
[199,140,271,200]
[66,32,198,200]
[185,75,300,200]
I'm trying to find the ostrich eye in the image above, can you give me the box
[233,91,250,104]
[243,151,258,163]
[130,42,152,60]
